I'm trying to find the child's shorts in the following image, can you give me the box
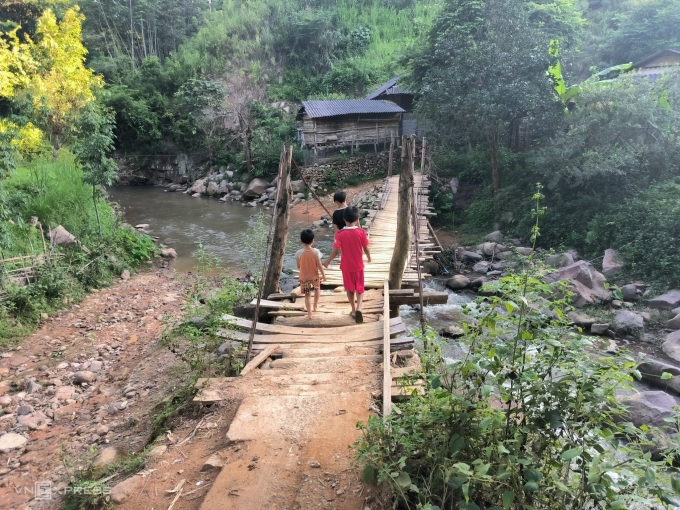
[342,271,365,294]
[300,278,320,295]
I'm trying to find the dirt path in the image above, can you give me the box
[289,178,384,224]
[0,270,217,509]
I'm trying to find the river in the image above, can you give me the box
[108,186,335,275]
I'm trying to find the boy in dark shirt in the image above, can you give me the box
[331,191,348,232]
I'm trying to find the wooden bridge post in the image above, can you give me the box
[262,146,292,298]
[420,136,426,174]
[388,135,413,313]
[388,131,394,177]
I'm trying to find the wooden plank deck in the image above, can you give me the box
[197,171,437,510]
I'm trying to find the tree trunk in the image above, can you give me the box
[490,130,500,197]
[245,125,253,172]
[52,135,60,160]
[262,146,292,298]
[388,135,413,305]
[129,0,135,70]
[92,184,102,239]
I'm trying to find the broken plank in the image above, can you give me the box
[241,344,281,376]
[247,322,407,344]
[389,291,449,306]
[220,314,403,336]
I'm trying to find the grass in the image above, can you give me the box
[0,153,158,348]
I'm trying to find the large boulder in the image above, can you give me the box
[667,314,680,330]
[457,250,483,263]
[472,261,490,273]
[638,358,680,396]
[568,311,596,328]
[477,242,506,257]
[484,230,503,243]
[546,252,574,268]
[243,178,270,199]
[110,475,143,504]
[620,284,638,301]
[662,330,680,364]
[290,180,305,193]
[602,249,623,278]
[619,391,676,428]
[547,260,610,308]
[49,225,77,248]
[446,275,471,290]
[206,181,219,196]
[648,290,680,310]
[218,180,231,194]
[420,260,439,275]
[0,432,27,453]
[190,178,207,194]
[613,310,644,337]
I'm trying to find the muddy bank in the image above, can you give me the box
[0,270,226,510]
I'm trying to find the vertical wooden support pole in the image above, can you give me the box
[382,278,392,417]
[420,136,426,175]
[262,146,292,299]
[313,120,318,157]
[388,131,394,177]
[388,135,413,311]
[374,122,378,153]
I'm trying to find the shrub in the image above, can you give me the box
[585,180,680,288]
[356,190,680,509]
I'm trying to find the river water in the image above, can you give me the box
[108,187,335,275]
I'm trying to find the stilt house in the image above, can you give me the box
[296,99,404,153]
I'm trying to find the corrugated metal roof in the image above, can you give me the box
[300,99,405,119]
[365,76,400,99]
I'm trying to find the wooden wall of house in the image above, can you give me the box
[301,114,400,149]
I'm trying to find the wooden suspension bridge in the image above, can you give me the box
[195,137,446,509]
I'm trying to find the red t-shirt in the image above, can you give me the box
[333,226,369,271]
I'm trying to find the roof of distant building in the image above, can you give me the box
[365,77,413,100]
[632,49,680,69]
[297,99,405,119]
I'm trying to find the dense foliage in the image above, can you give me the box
[357,264,680,509]
[357,193,680,508]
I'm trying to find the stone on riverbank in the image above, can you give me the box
[602,248,623,277]
[457,251,483,263]
[648,290,680,310]
[662,330,680,363]
[0,432,27,453]
[243,178,270,199]
[620,284,638,301]
[547,260,610,308]
[546,252,574,268]
[484,230,503,243]
[446,275,470,290]
[591,323,609,335]
[638,358,680,396]
[613,310,644,337]
[619,391,676,428]
[667,314,680,330]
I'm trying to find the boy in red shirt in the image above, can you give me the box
[324,206,371,323]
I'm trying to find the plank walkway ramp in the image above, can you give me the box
[197,174,440,509]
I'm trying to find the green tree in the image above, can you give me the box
[533,72,680,194]
[73,102,118,238]
[413,0,562,198]
[607,0,680,65]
